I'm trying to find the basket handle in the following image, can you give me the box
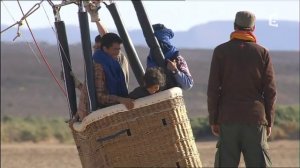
[97,129,131,143]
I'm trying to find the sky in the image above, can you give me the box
[1,0,299,31]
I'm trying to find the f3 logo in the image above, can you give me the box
[269,14,279,27]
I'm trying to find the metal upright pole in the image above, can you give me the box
[49,3,78,117]
[55,21,78,117]
[131,0,179,89]
[78,1,97,111]
[131,0,166,68]
[106,2,145,86]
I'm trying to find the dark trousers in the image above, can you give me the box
[215,124,272,167]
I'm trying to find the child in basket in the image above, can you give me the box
[129,67,166,99]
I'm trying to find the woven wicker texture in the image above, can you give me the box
[72,88,202,168]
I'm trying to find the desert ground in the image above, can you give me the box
[1,44,299,168]
[1,140,299,168]
[1,43,299,118]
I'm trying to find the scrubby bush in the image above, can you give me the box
[190,117,210,138]
[1,105,298,143]
[190,105,299,140]
[270,105,299,140]
[1,116,73,143]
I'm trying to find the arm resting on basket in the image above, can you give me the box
[94,63,134,110]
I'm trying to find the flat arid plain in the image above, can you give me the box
[1,43,299,118]
[1,42,299,167]
[1,140,299,168]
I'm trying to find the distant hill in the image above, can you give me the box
[1,42,299,118]
[1,20,299,51]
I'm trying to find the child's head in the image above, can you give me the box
[144,67,166,94]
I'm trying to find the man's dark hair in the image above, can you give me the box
[100,33,123,49]
[234,23,253,31]
[144,67,166,88]
[95,35,101,43]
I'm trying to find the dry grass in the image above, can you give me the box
[198,140,299,167]
[1,43,299,118]
[1,140,299,168]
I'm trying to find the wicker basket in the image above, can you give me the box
[72,87,202,168]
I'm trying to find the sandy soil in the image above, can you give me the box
[197,140,299,167]
[1,140,299,168]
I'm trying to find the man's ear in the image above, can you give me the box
[102,46,108,52]
[234,24,238,31]
[251,25,256,32]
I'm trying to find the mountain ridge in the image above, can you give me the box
[1,20,299,51]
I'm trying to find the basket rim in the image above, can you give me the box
[73,87,183,132]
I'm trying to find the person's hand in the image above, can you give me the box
[84,1,101,22]
[119,97,134,110]
[68,119,75,131]
[266,126,272,138]
[67,115,79,131]
[166,59,178,72]
[211,124,220,137]
[70,72,82,89]
[61,71,82,89]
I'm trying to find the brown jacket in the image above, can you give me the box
[207,39,276,127]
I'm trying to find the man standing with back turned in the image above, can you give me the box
[207,11,276,167]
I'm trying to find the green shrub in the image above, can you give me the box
[190,117,210,138]
[190,105,299,140]
[1,115,73,143]
[1,105,299,143]
[269,126,287,140]
[20,130,37,142]
[271,105,299,139]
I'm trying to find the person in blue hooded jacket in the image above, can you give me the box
[147,24,194,90]
[75,33,134,121]
[67,5,132,121]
